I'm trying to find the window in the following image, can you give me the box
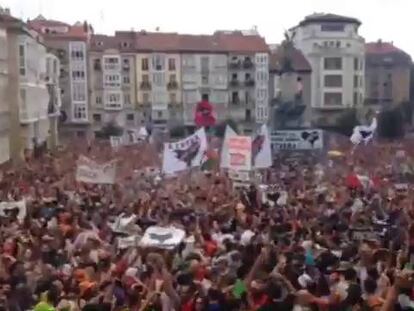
[142,74,149,82]
[72,70,85,81]
[202,94,209,101]
[245,73,251,81]
[169,74,177,82]
[124,93,131,106]
[353,92,358,106]
[95,96,102,105]
[255,54,268,65]
[142,58,149,71]
[103,56,120,71]
[105,92,122,109]
[73,104,87,120]
[324,92,342,106]
[127,114,134,121]
[256,88,267,100]
[104,74,121,87]
[354,58,359,71]
[123,76,130,84]
[170,93,176,103]
[168,58,176,71]
[70,42,86,62]
[324,75,342,87]
[201,75,208,85]
[19,44,25,76]
[245,109,251,121]
[324,57,342,70]
[201,57,209,71]
[72,83,86,101]
[232,92,239,104]
[157,111,163,118]
[93,114,101,122]
[153,72,165,86]
[232,73,238,80]
[152,55,165,71]
[321,23,345,32]
[143,92,150,103]
[256,71,268,82]
[353,75,359,88]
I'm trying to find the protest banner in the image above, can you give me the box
[271,130,323,151]
[162,128,207,174]
[76,156,117,184]
[253,124,272,169]
[0,200,26,222]
[225,136,252,171]
[220,125,238,169]
[139,226,186,249]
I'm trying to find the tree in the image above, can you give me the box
[214,119,239,138]
[333,108,359,136]
[95,122,123,139]
[377,108,404,139]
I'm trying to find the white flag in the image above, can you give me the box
[350,117,377,145]
[220,125,238,169]
[76,156,117,184]
[139,226,185,250]
[162,128,208,174]
[253,124,272,169]
[0,200,26,222]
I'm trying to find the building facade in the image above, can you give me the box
[365,41,412,111]
[0,12,10,164]
[291,14,365,126]
[46,53,61,150]
[28,16,91,139]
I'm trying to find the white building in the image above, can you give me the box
[18,30,50,150]
[0,18,10,164]
[46,53,61,149]
[291,13,365,126]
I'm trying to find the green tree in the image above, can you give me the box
[95,122,123,139]
[333,108,359,136]
[378,108,404,139]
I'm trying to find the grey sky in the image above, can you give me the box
[4,0,414,57]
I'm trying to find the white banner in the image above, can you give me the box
[162,128,207,174]
[220,125,238,169]
[225,136,252,171]
[271,130,323,150]
[228,170,250,182]
[350,118,377,145]
[253,124,272,168]
[140,226,186,249]
[76,156,116,184]
[0,200,26,222]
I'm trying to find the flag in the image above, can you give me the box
[76,156,117,184]
[162,128,208,174]
[225,136,252,171]
[252,124,272,169]
[139,226,185,249]
[346,173,376,189]
[350,117,377,145]
[220,125,238,169]
[0,200,26,222]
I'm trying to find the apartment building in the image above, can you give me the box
[28,16,91,139]
[291,13,365,127]
[134,32,182,130]
[0,10,10,165]
[89,33,137,133]
[46,53,61,150]
[365,41,412,110]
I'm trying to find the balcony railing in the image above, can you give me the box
[230,79,239,87]
[243,59,254,69]
[229,60,241,69]
[140,81,152,90]
[167,81,178,90]
[245,79,255,87]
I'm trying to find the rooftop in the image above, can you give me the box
[366,41,412,65]
[298,13,361,27]
[90,30,269,53]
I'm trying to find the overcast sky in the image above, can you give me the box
[4,0,414,57]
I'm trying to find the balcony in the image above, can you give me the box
[140,81,152,90]
[243,58,254,69]
[167,81,178,90]
[94,60,101,71]
[231,98,240,105]
[229,60,241,69]
[245,79,255,87]
[122,64,130,71]
[230,79,239,87]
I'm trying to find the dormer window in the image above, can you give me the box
[122,42,129,48]
[97,41,103,47]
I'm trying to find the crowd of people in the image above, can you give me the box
[0,137,413,311]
